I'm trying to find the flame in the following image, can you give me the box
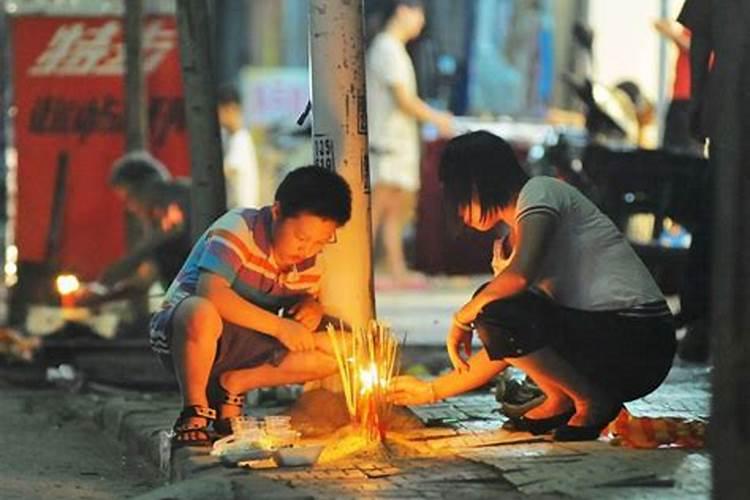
[359,362,390,396]
[56,274,80,295]
[327,321,402,442]
[359,362,378,395]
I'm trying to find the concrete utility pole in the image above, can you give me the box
[176,0,226,239]
[309,0,375,327]
[124,0,147,151]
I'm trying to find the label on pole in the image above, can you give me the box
[361,152,371,194]
[313,134,336,171]
[356,94,367,135]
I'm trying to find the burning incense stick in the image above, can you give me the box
[326,321,402,441]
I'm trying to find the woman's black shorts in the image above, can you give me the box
[474,289,676,402]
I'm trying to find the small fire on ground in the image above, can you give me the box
[326,321,402,442]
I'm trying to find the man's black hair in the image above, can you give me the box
[275,166,352,226]
[217,84,242,106]
[438,131,528,220]
[109,151,171,191]
[383,0,425,23]
[133,178,191,211]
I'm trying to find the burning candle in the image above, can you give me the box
[56,274,80,310]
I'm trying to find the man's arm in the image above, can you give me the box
[100,224,183,285]
[197,272,282,335]
[654,19,690,51]
[196,271,317,351]
[77,260,160,306]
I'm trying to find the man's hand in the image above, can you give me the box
[275,318,316,352]
[446,322,473,373]
[72,282,111,307]
[160,203,185,232]
[388,375,435,406]
[288,298,324,331]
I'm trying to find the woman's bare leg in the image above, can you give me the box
[382,187,410,280]
[507,347,613,426]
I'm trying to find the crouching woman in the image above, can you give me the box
[390,131,676,441]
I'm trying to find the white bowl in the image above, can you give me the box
[272,445,324,467]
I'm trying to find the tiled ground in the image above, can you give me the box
[235,362,711,499]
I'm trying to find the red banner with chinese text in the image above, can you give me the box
[12,16,189,280]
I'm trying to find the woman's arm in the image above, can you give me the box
[390,348,508,405]
[432,348,509,400]
[390,82,453,136]
[456,212,557,324]
[654,19,690,51]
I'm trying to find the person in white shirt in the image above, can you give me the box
[217,85,260,209]
[390,131,676,442]
[366,0,453,289]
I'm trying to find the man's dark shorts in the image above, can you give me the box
[150,294,340,387]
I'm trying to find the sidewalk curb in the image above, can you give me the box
[65,394,310,499]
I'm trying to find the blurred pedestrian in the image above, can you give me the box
[217,84,260,210]
[366,0,454,289]
[75,151,191,307]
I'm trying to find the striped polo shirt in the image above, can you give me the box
[161,206,323,313]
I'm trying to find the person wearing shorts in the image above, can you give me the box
[150,166,351,447]
[390,131,676,441]
[366,0,453,288]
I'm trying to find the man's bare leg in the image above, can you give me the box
[170,297,224,440]
[217,340,338,420]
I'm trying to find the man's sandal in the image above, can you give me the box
[172,405,217,448]
[213,387,246,436]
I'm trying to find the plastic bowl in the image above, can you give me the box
[272,444,325,467]
[230,416,261,435]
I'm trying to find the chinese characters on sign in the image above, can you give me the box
[29,19,176,76]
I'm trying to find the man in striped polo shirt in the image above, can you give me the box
[150,166,351,447]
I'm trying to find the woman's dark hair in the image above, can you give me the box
[275,166,352,226]
[134,178,190,211]
[438,131,528,220]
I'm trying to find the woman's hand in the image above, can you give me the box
[389,375,436,406]
[446,322,473,373]
[289,297,324,331]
